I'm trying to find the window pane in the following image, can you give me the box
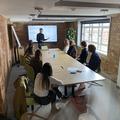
[101,45,108,52]
[84,24,90,27]
[92,23,99,27]
[103,23,110,27]
[84,28,90,41]
[102,28,109,45]
[92,28,99,43]
[82,27,85,40]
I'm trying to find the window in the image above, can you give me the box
[81,19,110,55]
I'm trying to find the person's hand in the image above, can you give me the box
[77,57,80,60]
[47,37,49,40]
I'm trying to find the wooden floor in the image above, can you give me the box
[6,65,120,120]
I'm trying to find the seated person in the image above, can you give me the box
[24,40,33,57]
[30,50,42,79]
[34,63,62,106]
[67,40,77,59]
[78,41,88,64]
[86,44,101,71]
[63,38,69,53]
[24,40,33,65]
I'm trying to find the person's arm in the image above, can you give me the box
[79,49,88,64]
[70,46,77,59]
[36,34,39,42]
[87,54,99,71]
[24,48,29,56]
[43,34,49,41]
[50,76,63,86]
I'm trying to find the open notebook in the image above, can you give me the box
[67,67,82,74]
[41,45,48,50]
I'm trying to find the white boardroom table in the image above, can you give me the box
[41,48,105,96]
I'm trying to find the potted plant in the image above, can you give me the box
[66,27,77,41]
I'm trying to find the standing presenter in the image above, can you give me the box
[37,28,49,49]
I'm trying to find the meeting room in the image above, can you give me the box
[0,0,120,120]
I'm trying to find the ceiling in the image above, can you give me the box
[0,0,120,22]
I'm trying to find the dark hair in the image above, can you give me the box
[24,40,33,56]
[69,40,72,46]
[29,40,32,46]
[69,40,75,46]
[35,49,42,60]
[40,28,43,31]
[81,41,87,47]
[88,44,96,53]
[42,63,53,89]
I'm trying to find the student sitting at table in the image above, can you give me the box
[63,38,70,53]
[86,44,101,72]
[30,49,42,79]
[34,63,62,108]
[24,40,33,57]
[23,40,33,65]
[78,41,88,64]
[67,40,77,59]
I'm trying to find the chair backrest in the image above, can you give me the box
[19,55,34,81]
[13,78,27,120]
[20,112,46,120]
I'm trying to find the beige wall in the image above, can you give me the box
[101,15,120,81]
[0,15,12,114]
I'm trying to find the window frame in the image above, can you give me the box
[80,19,110,56]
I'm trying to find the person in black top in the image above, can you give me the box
[78,41,88,64]
[67,40,77,59]
[86,44,101,72]
[24,40,33,56]
[30,49,42,79]
[37,28,49,49]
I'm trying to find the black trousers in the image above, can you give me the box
[38,42,41,49]
[38,42,44,49]
[53,87,62,98]
[33,90,56,105]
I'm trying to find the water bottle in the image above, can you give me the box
[52,50,56,59]
[53,54,55,58]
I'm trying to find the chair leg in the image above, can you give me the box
[64,86,68,97]
[72,85,75,97]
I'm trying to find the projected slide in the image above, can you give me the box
[28,25,57,42]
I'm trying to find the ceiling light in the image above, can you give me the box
[100,9,109,12]
[34,7,43,11]
[34,6,43,17]
[29,14,36,17]
[55,0,120,8]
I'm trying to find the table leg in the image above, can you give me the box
[72,85,75,97]
[64,86,68,97]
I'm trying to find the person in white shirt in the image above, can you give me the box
[34,62,62,105]
[63,39,70,53]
